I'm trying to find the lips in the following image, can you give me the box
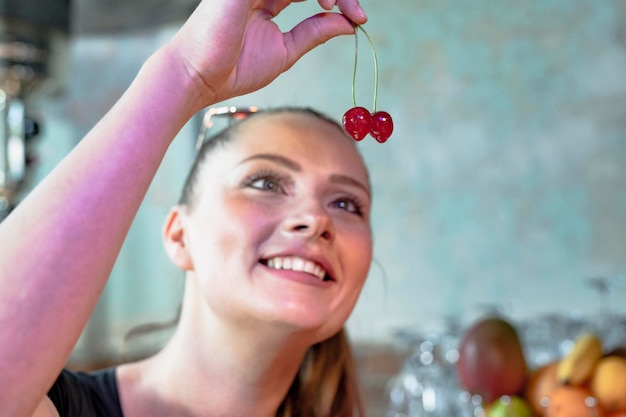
[261,255,332,281]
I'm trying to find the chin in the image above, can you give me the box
[228,286,354,342]
[262,306,347,343]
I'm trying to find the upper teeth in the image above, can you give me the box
[266,256,327,280]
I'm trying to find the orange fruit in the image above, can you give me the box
[525,361,559,416]
[546,386,605,417]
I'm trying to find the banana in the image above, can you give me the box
[590,356,626,412]
[556,332,603,386]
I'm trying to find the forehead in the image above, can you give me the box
[215,112,371,185]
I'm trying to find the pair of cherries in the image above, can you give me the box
[341,24,394,143]
[343,107,393,143]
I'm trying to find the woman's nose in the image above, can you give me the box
[281,203,334,242]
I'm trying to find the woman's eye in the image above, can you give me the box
[332,198,363,216]
[249,177,281,192]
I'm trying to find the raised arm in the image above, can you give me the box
[0,1,366,415]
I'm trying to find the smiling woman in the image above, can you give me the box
[169,108,372,333]
[0,1,372,417]
[157,107,373,416]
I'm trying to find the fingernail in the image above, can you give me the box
[358,7,368,20]
[322,0,334,10]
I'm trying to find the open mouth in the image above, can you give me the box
[260,256,333,282]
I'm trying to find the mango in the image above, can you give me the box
[456,317,527,403]
[591,356,626,412]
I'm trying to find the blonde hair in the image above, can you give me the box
[279,328,365,417]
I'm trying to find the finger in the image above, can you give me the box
[317,0,368,24]
[283,12,355,69]
[317,0,336,10]
[336,0,367,24]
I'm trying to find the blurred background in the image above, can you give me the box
[2,0,625,414]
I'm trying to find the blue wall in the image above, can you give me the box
[29,0,626,360]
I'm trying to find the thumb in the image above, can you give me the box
[283,12,356,70]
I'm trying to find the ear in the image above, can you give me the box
[162,205,194,271]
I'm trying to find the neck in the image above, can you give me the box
[123,279,314,417]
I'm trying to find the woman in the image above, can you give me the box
[0,1,371,416]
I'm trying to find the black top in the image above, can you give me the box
[48,368,124,417]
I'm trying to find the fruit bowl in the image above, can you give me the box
[385,313,626,417]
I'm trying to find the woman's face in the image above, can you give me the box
[179,112,372,342]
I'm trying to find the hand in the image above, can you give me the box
[167,0,368,107]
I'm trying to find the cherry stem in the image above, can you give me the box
[350,23,359,108]
[351,24,379,112]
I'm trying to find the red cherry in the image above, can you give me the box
[370,111,393,143]
[342,106,372,141]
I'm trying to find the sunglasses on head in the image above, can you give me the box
[195,106,260,152]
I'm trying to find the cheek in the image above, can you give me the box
[329,231,372,331]
[197,198,278,262]
[340,226,373,293]
[346,225,373,269]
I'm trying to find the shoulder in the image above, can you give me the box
[48,367,124,417]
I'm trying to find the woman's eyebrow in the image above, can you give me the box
[329,174,371,199]
[240,154,301,171]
